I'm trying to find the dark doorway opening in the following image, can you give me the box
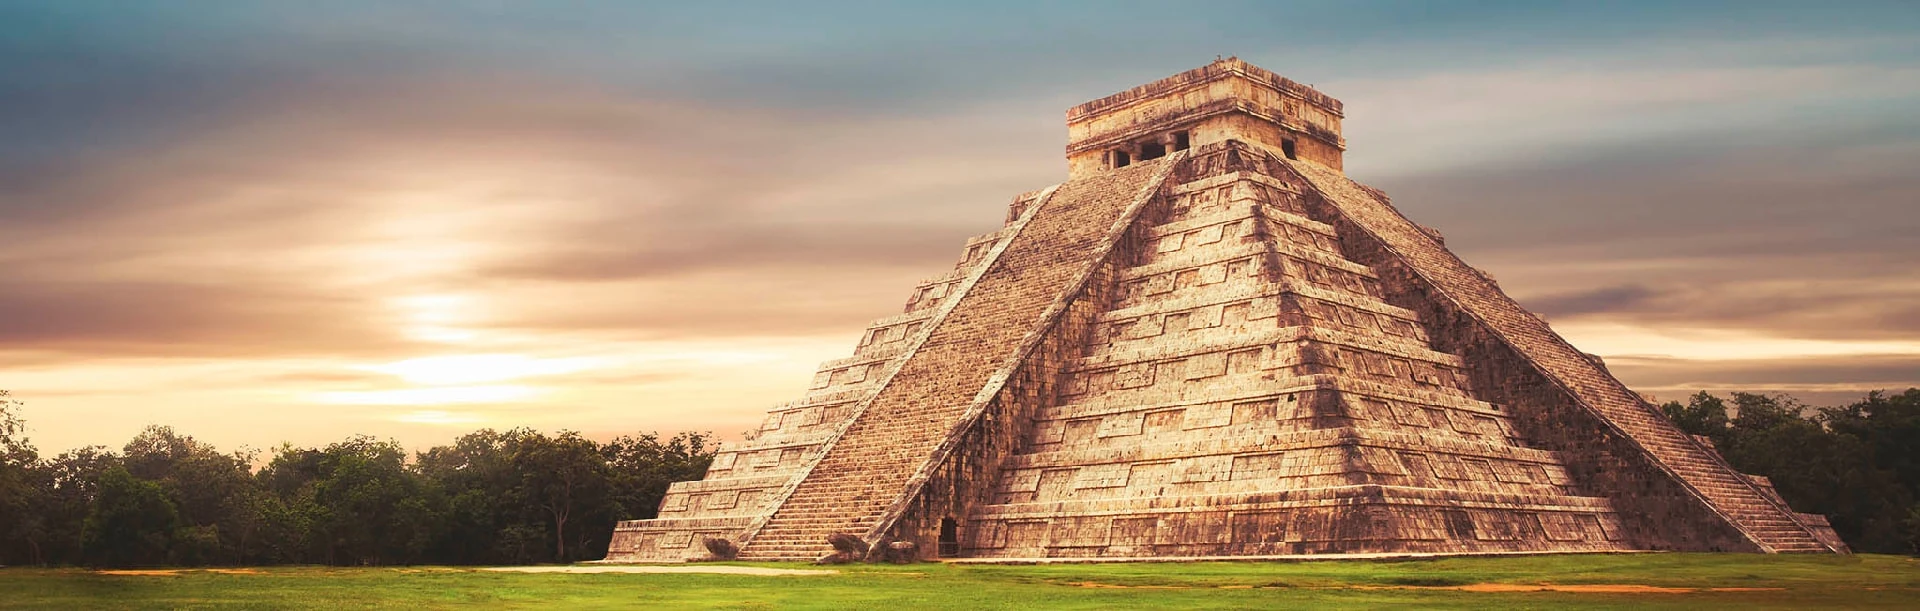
[938,517,960,557]
[1281,138,1298,160]
[1113,150,1131,168]
[1173,131,1190,151]
[1139,142,1167,161]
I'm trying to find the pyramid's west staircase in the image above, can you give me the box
[602,189,1051,563]
[732,157,1182,561]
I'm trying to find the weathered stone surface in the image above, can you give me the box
[828,533,869,555]
[604,58,1842,563]
[882,541,919,564]
[702,537,738,561]
[816,533,870,564]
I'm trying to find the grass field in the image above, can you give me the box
[2,553,1916,609]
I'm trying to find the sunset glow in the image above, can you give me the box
[317,385,540,407]
[1556,323,1920,362]
[361,354,603,386]
[2,3,1914,457]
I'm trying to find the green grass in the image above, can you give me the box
[3,554,1916,610]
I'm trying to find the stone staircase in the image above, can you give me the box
[946,157,1636,558]
[735,159,1178,561]
[1562,393,1829,552]
[1283,156,1833,553]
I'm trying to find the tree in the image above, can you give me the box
[603,432,712,521]
[415,429,520,564]
[253,444,328,564]
[303,437,434,565]
[514,431,609,562]
[1818,390,1920,553]
[123,426,271,564]
[412,428,713,564]
[594,431,713,561]
[1906,504,1920,555]
[1661,391,1730,439]
[1661,390,1919,554]
[0,391,42,565]
[80,467,179,567]
[1823,390,1920,501]
[118,425,263,564]
[30,446,121,565]
[6,419,722,566]
[237,487,309,565]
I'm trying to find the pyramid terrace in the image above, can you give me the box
[605,59,1846,563]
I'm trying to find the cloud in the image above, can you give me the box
[1516,278,1920,342]
[1608,354,1920,389]
[1602,353,1920,409]
[1527,285,1661,319]
[482,225,978,283]
[1335,62,1920,177]
[3,2,1917,456]
[0,70,1061,359]
[1366,112,1920,344]
[0,280,398,358]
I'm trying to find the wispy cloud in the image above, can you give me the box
[1338,59,1920,176]
[2,2,1916,454]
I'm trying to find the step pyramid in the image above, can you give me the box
[605,58,1846,562]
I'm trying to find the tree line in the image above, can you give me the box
[1659,389,1920,554]
[0,391,713,567]
[3,388,1917,566]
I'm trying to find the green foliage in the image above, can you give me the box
[604,431,713,522]
[512,430,608,562]
[10,382,1907,567]
[1658,389,1920,554]
[1822,390,1920,499]
[0,391,42,565]
[301,437,432,565]
[24,446,120,565]
[1906,504,1920,554]
[406,428,713,565]
[79,467,179,568]
[0,393,717,567]
[115,426,262,565]
[1661,391,1729,437]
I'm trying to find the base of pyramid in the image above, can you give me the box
[958,487,1632,559]
[606,517,753,563]
[942,548,1652,564]
[604,492,1633,563]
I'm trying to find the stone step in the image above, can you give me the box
[1283,158,1830,554]
[744,162,1178,552]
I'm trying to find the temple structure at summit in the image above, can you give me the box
[604,58,1847,562]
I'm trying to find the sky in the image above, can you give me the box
[3,1,1918,456]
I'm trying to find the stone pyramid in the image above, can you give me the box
[606,59,1846,562]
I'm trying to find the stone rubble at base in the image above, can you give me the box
[605,58,1846,563]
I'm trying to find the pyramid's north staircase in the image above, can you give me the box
[944,152,1636,558]
[1280,156,1833,553]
